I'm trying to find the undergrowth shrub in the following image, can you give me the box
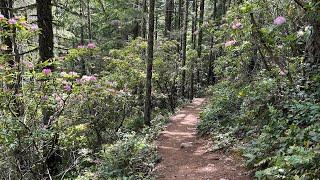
[72,114,168,179]
[199,71,320,179]
[198,81,241,137]
[98,133,158,179]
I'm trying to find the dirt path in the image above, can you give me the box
[153,98,250,180]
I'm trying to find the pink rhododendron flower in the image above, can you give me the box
[232,22,243,29]
[64,85,72,92]
[55,95,63,103]
[31,24,38,31]
[81,75,97,82]
[87,42,96,49]
[89,76,97,81]
[60,71,67,77]
[0,64,4,70]
[77,45,85,49]
[23,61,34,69]
[42,68,52,76]
[279,69,287,76]
[225,40,237,47]
[274,16,286,25]
[8,18,17,25]
[0,14,5,20]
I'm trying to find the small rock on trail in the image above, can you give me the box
[180,142,193,149]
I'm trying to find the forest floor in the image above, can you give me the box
[153,98,251,180]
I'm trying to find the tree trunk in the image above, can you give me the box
[87,0,92,41]
[37,0,61,177]
[80,0,86,75]
[142,0,148,38]
[155,14,158,41]
[165,0,174,37]
[181,0,189,98]
[144,0,156,126]
[178,0,182,30]
[207,0,217,85]
[196,0,204,89]
[37,0,54,63]
[207,37,215,85]
[190,0,198,99]
[197,0,204,60]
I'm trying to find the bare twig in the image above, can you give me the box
[293,0,307,11]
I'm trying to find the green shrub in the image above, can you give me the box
[98,133,158,179]
[199,77,320,179]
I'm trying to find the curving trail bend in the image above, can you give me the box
[154,98,250,180]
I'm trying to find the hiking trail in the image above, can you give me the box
[154,98,250,180]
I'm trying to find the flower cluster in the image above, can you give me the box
[80,75,97,82]
[77,42,96,49]
[42,68,52,76]
[87,42,96,49]
[232,22,243,30]
[274,16,286,26]
[8,18,17,25]
[225,40,237,47]
[23,61,34,69]
[0,14,38,31]
[224,16,287,48]
[64,85,72,92]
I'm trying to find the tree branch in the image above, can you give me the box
[0,3,37,12]
[293,0,307,11]
[53,3,87,17]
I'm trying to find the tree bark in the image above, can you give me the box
[80,0,86,75]
[87,0,92,41]
[144,0,156,126]
[37,0,54,63]
[164,0,174,37]
[155,13,158,41]
[197,0,204,60]
[207,0,218,85]
[181,0,189,98]
[178,0,182,30]
[37,1,61,177]
[207,37,215,85]
[190,0,198,99]
[142,0,148,38]
[196,0,204,88]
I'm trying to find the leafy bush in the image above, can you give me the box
[98,133,158,179]
[198,81,241,137]
[197,0,320,178]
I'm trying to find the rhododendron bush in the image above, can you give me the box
[0,1,183,178]
[198,0,320,179]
